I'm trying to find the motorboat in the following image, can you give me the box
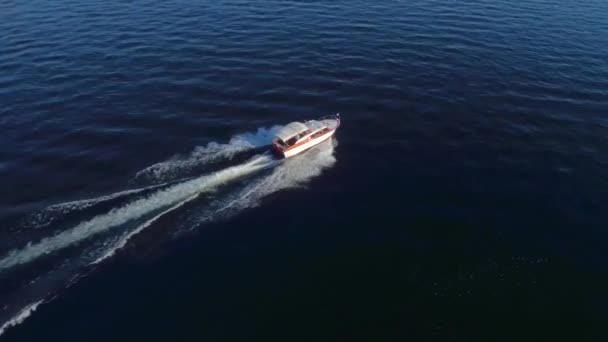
[272,113,340,158]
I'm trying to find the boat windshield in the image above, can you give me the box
[306,120,324,131]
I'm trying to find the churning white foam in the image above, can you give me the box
[190,139,337,226]
[134,126,281,183]
[0,300,43,336]
[0,155,275,271]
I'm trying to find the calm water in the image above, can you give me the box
[1,0,608,340]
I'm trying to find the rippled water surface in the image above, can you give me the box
[1,0,608,340]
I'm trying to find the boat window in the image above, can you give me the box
[287,137,298,146]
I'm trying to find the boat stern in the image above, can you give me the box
[271,139,286,158]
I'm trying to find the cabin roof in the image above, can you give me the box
[276,122,309,141]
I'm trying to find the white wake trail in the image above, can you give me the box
[99,141,337,262]
[22,181,180,230]
[90,195,196,265]
[0,300,43,336]
[189,140,337,227]
[0,155,275,271]
[134,126,281,183]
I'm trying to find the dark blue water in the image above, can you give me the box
[1,0,608,340]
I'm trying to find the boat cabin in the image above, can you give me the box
[271,114,340,158]
[274,121,328,147]
[275,122,309,147]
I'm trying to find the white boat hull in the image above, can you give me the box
[281,129,336,158]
